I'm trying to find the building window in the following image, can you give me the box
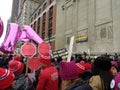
[49,6,53,17]
[42,23,45,31]
[31,24,33,28]
[42,32,45,39]
[38,9,41,15]
[66,37,70,45]
[48,7,53,38]
[49,18,52,29]
[34,13,37,19]
[100,27,106,39]
[31,17,33,22]
[42,20,45,39]
[43,13,46,21]
[37,18,40,34]
[42,13,46,39]
[48,29,52,37]
[43,3,46,10]
[50,0,53,4]
[34,21,36,31]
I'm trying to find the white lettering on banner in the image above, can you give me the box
[51,72,58,80]
[76,63,85,70]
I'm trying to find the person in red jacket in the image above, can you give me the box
[36,52,59,90]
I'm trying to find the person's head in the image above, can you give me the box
[56,56,62,63]
[70,56,75,61]
[51,58,56,66]
[8,60,24,75]
[39,52,51,68]
[8,54,13,60]
[93,56,113,90]
[111,61,118,76]
[76,61,86,75]
[60,61,79,80]
[0,68,14,89]
[13,55,22,61]
[93,56,112,74]
[75,54,83,63]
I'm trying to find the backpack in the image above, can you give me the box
[65,80,93,90]
[14,75,35,90]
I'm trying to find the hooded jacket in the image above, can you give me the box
[36,66,58,90]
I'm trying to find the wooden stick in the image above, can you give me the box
[25,57,29,76]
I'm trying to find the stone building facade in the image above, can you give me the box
[17,0,40,27]
[56,0,120,55]
[10,0,19,23]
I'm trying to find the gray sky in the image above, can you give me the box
[0,0,13,46]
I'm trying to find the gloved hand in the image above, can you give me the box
[28,70,36,83]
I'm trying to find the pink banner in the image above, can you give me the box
[0,18,4,37]
[0,23,43,53]
[22,25,43,44]
[0,23,20,53]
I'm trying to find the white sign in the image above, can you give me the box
[67,36,75,62]
[88,48,90,57]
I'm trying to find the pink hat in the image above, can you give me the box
[111,72,120,90]
[8,60,24,74]
[60,61,79,80]
[39,52,51,65]
[0,68,14,89]
[111,61,118,68]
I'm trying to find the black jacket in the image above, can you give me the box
[14,74,35,90]
[65,80,93,90]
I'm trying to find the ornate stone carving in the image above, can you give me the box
[95,22,113,41]
[100,27,106,38]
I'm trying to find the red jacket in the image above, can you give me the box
[36,66,58,90]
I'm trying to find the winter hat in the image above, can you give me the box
[85,63,92,70]
[39,52,51,65]
[110,72,120,90]
[80,60,85,64]
[8,60,24,74]
[60,61,79,80]
[13,56,22,61]
[94,56,112,71]
[76,61,85,74]
[111,61,118,68]
[0,68,14,89]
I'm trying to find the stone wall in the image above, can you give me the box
[56,0,120,54]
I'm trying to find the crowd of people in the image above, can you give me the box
[0,52,120,90]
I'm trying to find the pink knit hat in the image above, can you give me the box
[111,61,118,68]
[111,72,120,90]
[60,61,79,80]
[0,68,14,89]
[8,60,24,75]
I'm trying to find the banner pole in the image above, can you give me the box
[25,57,29,76]
[67,36,75,62]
